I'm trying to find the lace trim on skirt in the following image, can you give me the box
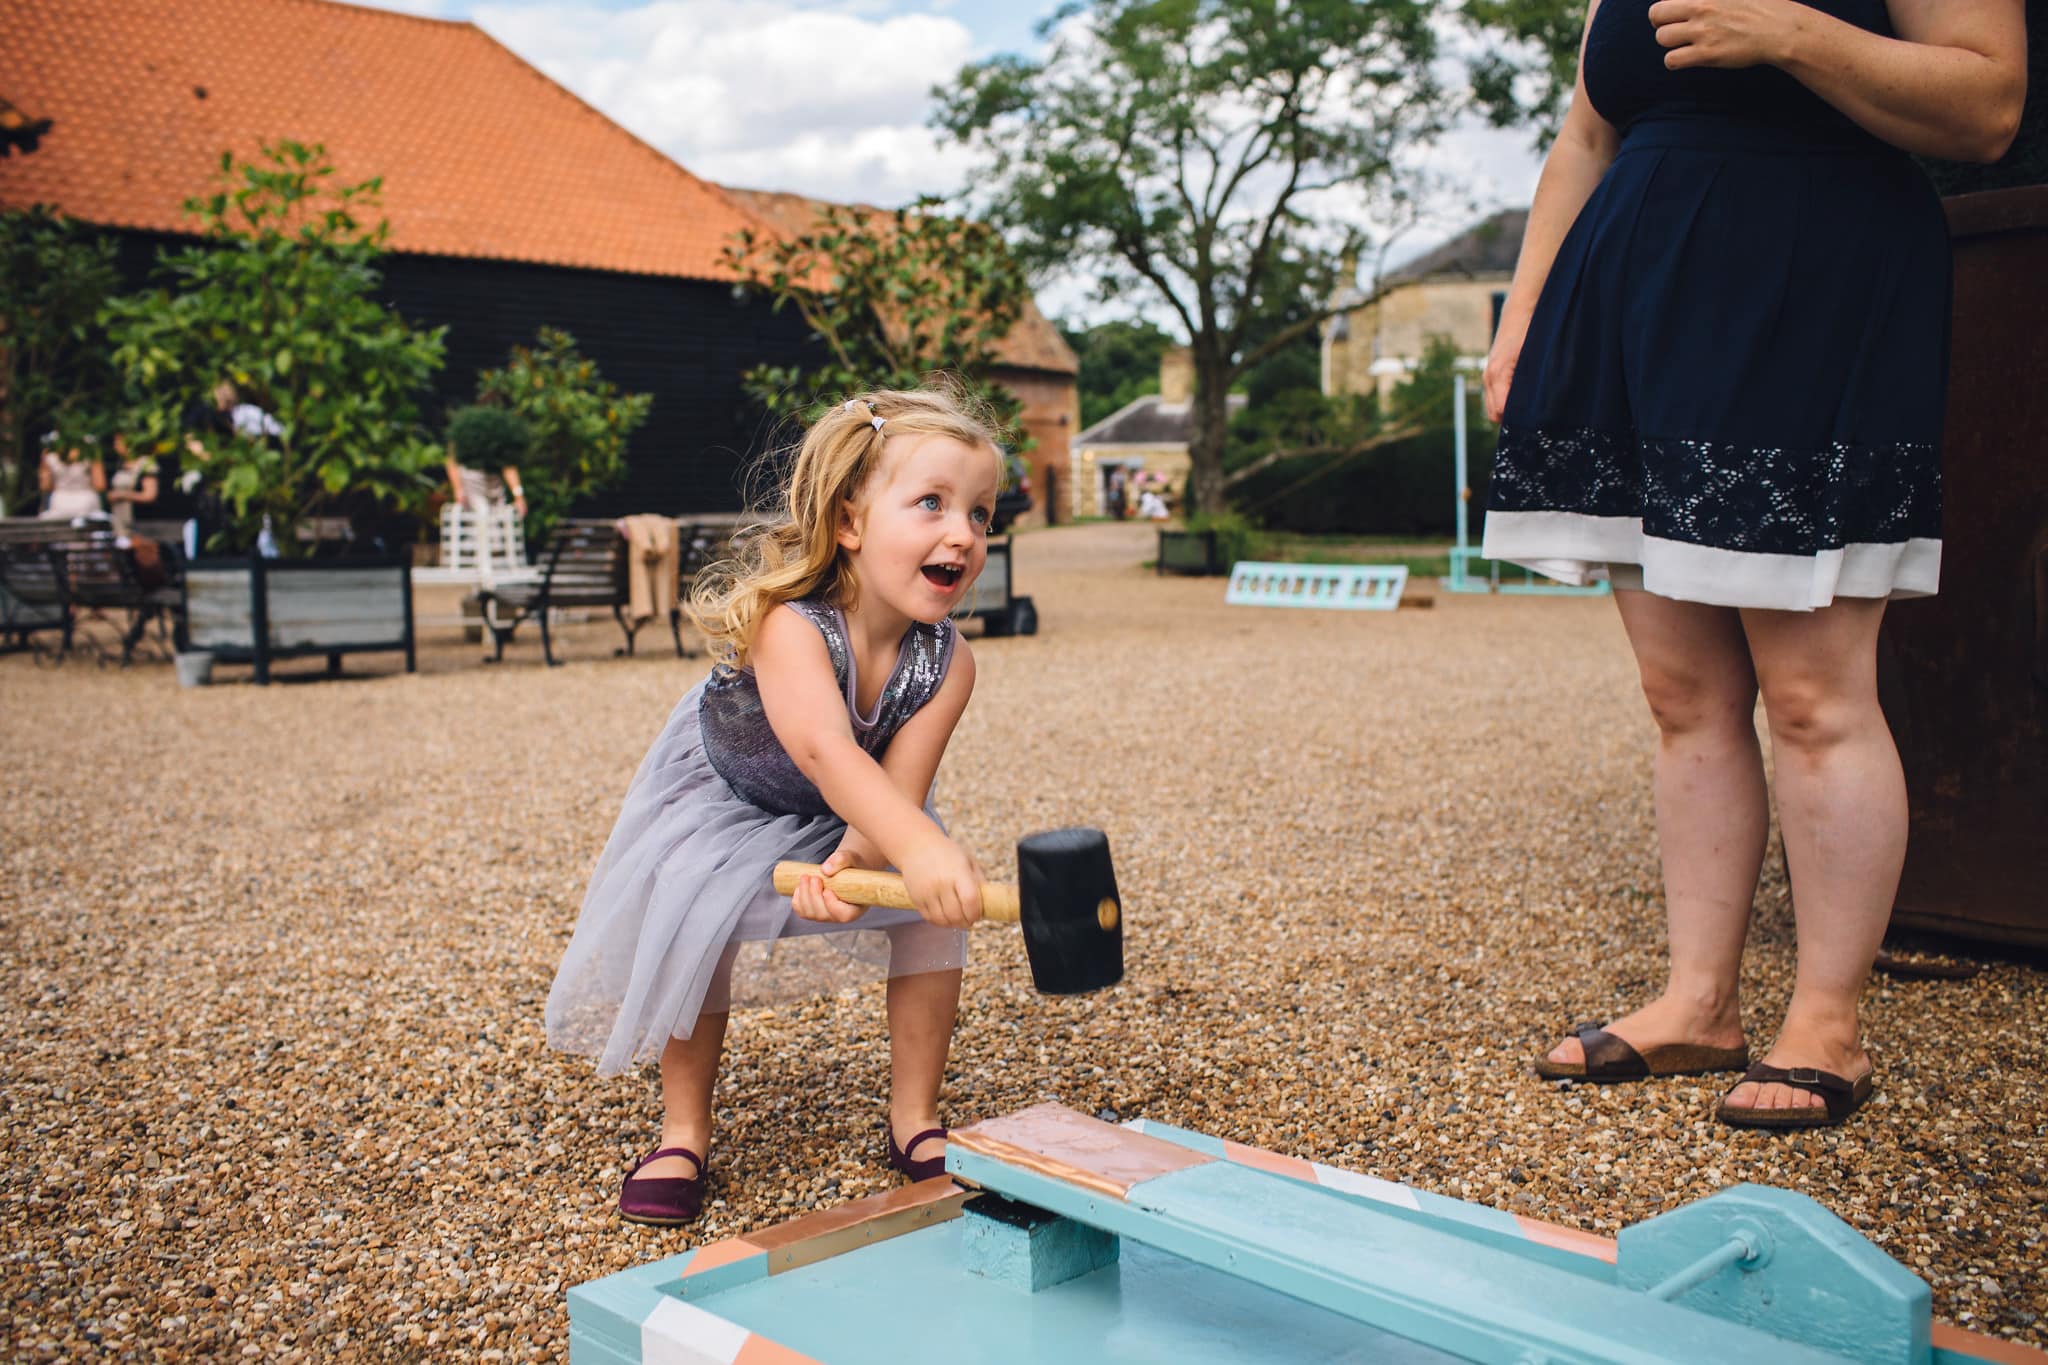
[1489,423,1940,556]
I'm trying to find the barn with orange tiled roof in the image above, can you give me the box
[0,0,1064,519]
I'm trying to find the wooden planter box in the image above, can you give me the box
[1880,186,2048,947]
[180,556,416,684]
[1156,528,1225,576]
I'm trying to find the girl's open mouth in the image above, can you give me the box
[921,563,963,589]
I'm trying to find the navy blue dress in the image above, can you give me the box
[1482,0,1949,610]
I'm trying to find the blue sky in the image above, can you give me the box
[372,0,1541,325]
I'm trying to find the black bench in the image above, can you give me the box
[53,538,182,666]
[0,522,183,663]
[0,532,73,654]
[480,519,688,666]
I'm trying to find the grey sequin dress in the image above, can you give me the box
[546,599,966,1076]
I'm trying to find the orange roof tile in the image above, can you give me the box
[724,186,1079,377]
[0,0,764,281]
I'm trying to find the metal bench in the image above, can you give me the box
[53,537,182,666]
[0,530,74,654]
[479,519,686,666]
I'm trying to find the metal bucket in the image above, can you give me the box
[173,650,214,688]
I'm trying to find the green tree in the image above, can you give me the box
[1462,0,1585,150]
[0,206,122,514]
[936,0,1455,516]
[474,328,652,545]
[1225,335,1486,531]
[1061,318,1173,428]
[723,197,1034,443]
[103,141,446,554]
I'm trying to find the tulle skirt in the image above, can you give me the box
[545,681,967,1077]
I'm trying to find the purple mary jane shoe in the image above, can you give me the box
[618,1145,706,1227]
[885,1123,949,1182]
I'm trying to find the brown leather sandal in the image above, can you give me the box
[1716,1063,1874,1129]
[1533,1022,1749,1082]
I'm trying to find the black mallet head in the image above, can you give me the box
[1016,827,1123,995]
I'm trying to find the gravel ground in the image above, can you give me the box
[4,519,2043,1360]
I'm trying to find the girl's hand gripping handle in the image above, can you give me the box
[772,862,1021,923]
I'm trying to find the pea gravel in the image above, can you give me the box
[3,521,2043,1361]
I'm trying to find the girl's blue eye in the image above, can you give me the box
[970,507,990,527]
[919,494,942,511]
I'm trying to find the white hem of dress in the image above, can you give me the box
[1481,511,1941,611]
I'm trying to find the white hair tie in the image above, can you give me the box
[843,399,885,432]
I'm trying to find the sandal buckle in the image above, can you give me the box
[1785,1067,1823,1085]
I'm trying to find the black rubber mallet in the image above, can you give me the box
[771,826,1123,994]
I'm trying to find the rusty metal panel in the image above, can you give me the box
[1880,186,2048,947]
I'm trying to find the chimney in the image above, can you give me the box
[1158,346,1193,405]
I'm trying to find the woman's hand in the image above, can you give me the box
[1649,0,1803,70]
[1482,325,1524,425]
[899,835,985,930]
[789,844,872,924]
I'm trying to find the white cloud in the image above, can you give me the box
[466,1,981,204]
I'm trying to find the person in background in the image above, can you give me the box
[38,431,106,520]
[443,452,527,523]
[106,434,160,540]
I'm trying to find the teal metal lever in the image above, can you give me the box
[1644,1227,1766,1302]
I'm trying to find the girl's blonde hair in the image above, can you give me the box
[688,382,1002,668]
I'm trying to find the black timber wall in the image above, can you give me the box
[110,230,822,516]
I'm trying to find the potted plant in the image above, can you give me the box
[104,141,446,682]
[1157,510,1251,577]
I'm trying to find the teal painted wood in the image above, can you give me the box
[694,1219,1465,1364]
[1616,1185,1931,1365]
[1224,561,1408,610]
[946,1148,1868,1364]
[568,1247,722,1365]
[566,1324,643,1365]
[1127,1119,1615,1283]
[668,1251,773,1301]
[1442,547,1615,597]
[963,1195,1120,1291]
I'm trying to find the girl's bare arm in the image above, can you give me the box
[754,607,983,925]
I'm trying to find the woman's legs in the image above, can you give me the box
[1725,599,1895,1111]
[1547,588,1767,1066]
[887,968,962,1161]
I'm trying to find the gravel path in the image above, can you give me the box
[4,520,2043,1360]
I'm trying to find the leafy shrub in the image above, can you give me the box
[1,207,122,513]
[446,405,533,474]
[103,142,446,554]
[475,328,650,544]
[1184,509,1256,567]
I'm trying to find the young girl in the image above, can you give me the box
[546,386,1003,1226]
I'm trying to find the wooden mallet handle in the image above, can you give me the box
[771,862,1021,923]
